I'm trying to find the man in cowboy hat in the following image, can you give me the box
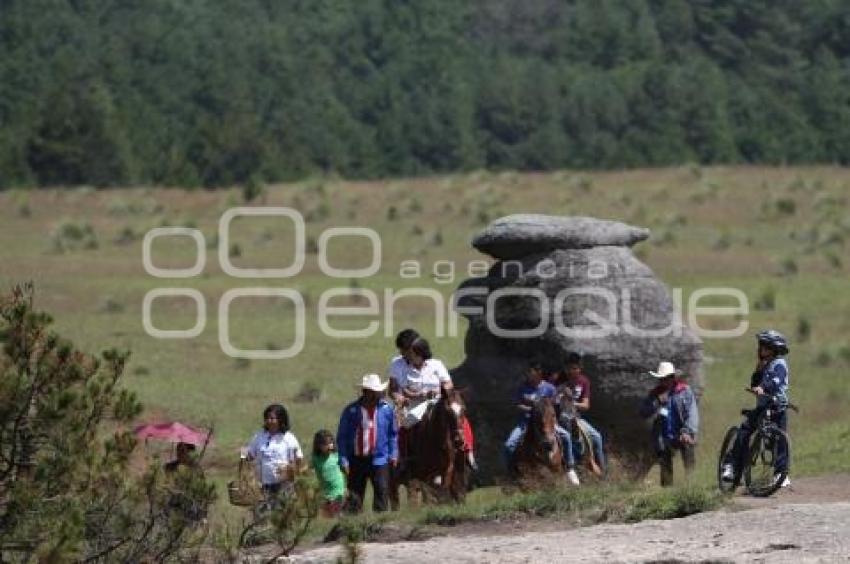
[336,374,399,513]
[639,361,699,486]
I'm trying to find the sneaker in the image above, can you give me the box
[721,464,735,482]
[567,468,580,486]
[775,474,791,488]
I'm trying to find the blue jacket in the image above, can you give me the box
[640,380,699,443]
[337,398,398,468]
[752,357,790,408]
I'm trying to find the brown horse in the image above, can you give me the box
[556,389,603,478]
[391,388,468,506]
[514,397,563,487]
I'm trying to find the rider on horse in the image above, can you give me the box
[388,330,476,474]
[555,353,606,475]
[504,360,580,485]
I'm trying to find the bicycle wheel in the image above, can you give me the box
[744,428,789,497]
[717,426,739,493]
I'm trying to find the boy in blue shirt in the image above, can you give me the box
[504,361,580,485]
[722,330,791,487]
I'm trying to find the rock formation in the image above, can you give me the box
[452,214,703,481]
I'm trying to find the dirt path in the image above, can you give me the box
[285,475,850,563]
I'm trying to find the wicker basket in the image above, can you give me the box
[227,458,263,507]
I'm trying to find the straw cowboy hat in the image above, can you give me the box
[649,361,677,379]
[361,373,388,391]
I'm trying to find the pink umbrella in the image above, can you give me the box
[133,421,211,447]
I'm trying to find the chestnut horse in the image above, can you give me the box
[391,388,468,506]
[514,397,564,487]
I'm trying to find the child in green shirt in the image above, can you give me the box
[311,430,346,517]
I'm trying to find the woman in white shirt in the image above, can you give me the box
[244,403,304,495]
[389,337,453,426]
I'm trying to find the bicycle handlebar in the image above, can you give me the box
[743,388,799,413]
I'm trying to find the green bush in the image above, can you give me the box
[623,486,723,523]
[775,198,797,216]
[797,317,811,342]
[0,284,216,561]
[242,175,266,203]
[753,287,776,311]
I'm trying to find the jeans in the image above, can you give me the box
[346,455,390,513]
[577,419,606,472]
[504,422,575,471]
[732,407,788,475]
[659,440,695,487]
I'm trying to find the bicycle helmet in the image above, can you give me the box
[756,329,789,355]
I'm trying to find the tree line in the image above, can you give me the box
[1,0,848,189]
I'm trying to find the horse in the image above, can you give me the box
[514,396,564,488]
[390,388,468,506]
[556,388,604,478]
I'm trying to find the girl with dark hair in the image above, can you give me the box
[311,430,346,517]
[244,403,304,495]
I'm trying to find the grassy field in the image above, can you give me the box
[2,165,849,537]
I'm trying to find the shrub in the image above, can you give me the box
[408,198,423,213]
[52,220,98,252]
[837,345,850,364]
[0,284,216,561]
[688,163,703,180]
[18,203,31,218]
[229,243,242,258]
[306,236,319,254]
[574,176,593,193]
[430,230,443,247]
[777,257,798,276]
[305,202,330,222]
[754,287,776,311]
[775,198,796,216]
[411,224,423,236]
[815,350,833,367]
[242,175,266,203]
[113,225,137,246]
[653,229,676,247]
[387,205,398,221]
[623,486,722,522]
[825,251,845,270]
[99,296,125,314]
[796,317,811,342]
[712,231,732,251]
[294,382,321,403]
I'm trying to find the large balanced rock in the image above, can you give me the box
[452,214,703,482]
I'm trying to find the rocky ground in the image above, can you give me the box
[283,474,850,563]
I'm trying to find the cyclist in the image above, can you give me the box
[721,329,791,487]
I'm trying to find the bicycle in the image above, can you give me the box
[717,389,798,497]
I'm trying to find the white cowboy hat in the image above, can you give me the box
[361,373,388,392]
[649,361,677,379]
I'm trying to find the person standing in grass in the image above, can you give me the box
[244,403,304,496]
[311,430,346,518]
[639,361,699,487]
[337,374,398,513]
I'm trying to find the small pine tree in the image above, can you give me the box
[0,284,216,560]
